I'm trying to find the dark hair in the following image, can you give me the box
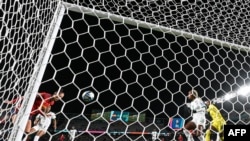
[191,89,198,97]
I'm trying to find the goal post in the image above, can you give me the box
[8,1,65,141]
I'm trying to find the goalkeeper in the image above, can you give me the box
[204,100,226,141]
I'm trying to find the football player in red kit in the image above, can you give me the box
[25,90,64,134]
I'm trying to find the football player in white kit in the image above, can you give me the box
[183,89,206,141]
[23,110,57,141]
[151,129,158,141]
[69,126,77,141]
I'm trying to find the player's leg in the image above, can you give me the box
[219,132,224,141]
[195,124,205,141]
[25,119,32,133]
[205,122,212,141]
[0,113,9,124]
[218,124,224,141]
[33,130,46,141]
[22,119,32,141]
[11,114,17,123]
[23,126,38,141]
[213,121,223,141]
[23,114,38,141]
[9,107,19,124]
[206,123,219,141]
[205,128,212,141]
[183,121,196,141]
[189,114,205,141]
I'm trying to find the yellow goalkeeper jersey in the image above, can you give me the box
[207,104,225,123]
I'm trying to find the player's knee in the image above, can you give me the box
[205,129,211,136]
[25,128,31,133]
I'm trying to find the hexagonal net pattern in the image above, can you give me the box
[35,2,250,141]
[63,0,250,47]
[0,0,59,141]
[2,1,250,141]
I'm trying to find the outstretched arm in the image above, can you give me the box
[4,96,23,104]
[52,119,57,131]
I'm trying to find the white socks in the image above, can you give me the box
[34,136,40,141]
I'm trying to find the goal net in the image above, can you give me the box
[1,0,250,141]
[1,0,61,140]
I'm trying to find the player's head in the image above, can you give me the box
[52,89,64,101]
[188,89,198,100]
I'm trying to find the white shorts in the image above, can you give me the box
[32,124,49,132]
[192,112,206,129]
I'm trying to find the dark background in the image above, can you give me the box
[37,9,250,125]
[1,0,250,141]
[1,0,250,140]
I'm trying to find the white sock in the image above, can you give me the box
[34,136,40,141]
[216,133,220,141]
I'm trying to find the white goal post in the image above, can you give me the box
[8,1,65,141]
[1,0,250,141]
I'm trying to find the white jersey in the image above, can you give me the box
[190,98,206,128]
[33,112,56,132]
[69,129,77,141]
[190,98,206,112]
[151,131,158,141]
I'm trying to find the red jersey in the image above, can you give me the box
[8,96,23,113]
[31,92,55,115]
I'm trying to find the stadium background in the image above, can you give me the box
[1,0,250,141]
[38,1,250,140]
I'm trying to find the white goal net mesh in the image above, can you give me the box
[0,0,59,140]
[1,0,250,141]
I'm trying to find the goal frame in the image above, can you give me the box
[63,2,250,52]
[8,1,250,141]
[9,1,65,141]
